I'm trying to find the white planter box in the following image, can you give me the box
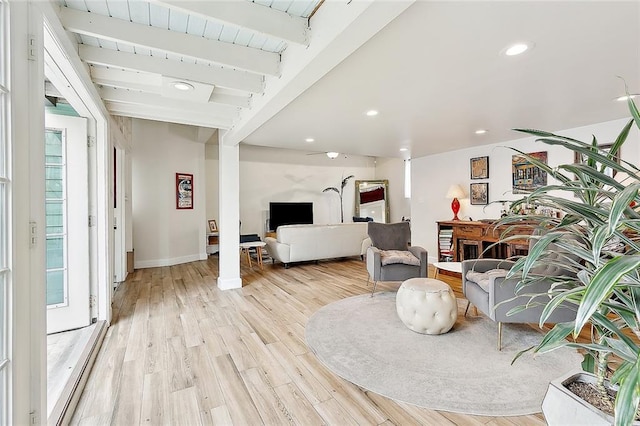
[543,370,640,426]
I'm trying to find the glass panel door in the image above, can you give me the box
[45,129,67,307]
[45,113,90,334]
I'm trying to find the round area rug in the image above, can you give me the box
[305,292,582,417]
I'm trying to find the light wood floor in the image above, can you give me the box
[70,256,546,425]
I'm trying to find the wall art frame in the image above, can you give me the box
[176,172,193,209]
[512,151,548,194]
[208,219,218,233]
[470,156,489,179]
[470,182,489,205]
[573,143,620,178]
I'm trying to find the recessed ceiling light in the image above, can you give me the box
[615,94,639,101]
[399,148,408,152]
[172,81,194,91]
[475,129,488,135]
[365,110,379,116]
[305,138,315,142]
[502,42,534,56]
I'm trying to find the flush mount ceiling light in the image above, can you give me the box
[475,129,488,135]
[399,148,408,152]
[305,138,315,142]
[502,42,534,57]
[365,110,379,116]
[615,94,639,101]
[326,151,340,159]
[172,81,194,91]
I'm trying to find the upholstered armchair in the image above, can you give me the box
[366,222,427,296]
[462,238,578,350]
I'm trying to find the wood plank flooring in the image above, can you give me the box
[70,257,546,425]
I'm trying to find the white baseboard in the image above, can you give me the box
[134,253,204,269]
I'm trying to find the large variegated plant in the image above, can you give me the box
[500,95,640,426]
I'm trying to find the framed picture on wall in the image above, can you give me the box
[176,172,193,209]
[470,182,489,205]
[208,219,218,233]
[512,151,548,194]
[574,143,620,178]
[470,156,489,179]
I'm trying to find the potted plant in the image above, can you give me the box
[497,94,640,425]
[323,174,354,223]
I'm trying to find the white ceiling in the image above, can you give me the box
[54,1,640,160]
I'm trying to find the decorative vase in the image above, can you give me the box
[542,370,640,425]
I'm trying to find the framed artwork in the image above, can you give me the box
[574,143,620,177]
[470,182,489,205]
[512,151,548,194]
[176,173,193,209]
[208,219,218,233]
[470,156,489,179]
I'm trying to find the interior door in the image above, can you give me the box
[45,113,90,334]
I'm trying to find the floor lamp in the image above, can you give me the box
[446,184,465,221]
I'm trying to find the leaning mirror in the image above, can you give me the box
[354,179,390,223]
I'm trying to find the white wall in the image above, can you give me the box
[411,118,640,261]
[132,119,207,267]
[237,145,376,236]
[375,157,410,222]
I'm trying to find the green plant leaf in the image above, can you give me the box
[614,356,640,426]
[532,322,575,354]
[582,353,596,373]
[322,187,339,194]
[575,256,640,334]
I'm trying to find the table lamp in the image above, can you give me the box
[446,184,465,221]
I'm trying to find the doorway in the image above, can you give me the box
[45,113,91,334]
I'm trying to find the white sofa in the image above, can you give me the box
[264,223,372,268]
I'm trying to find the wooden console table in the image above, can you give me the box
[437,220,533,262]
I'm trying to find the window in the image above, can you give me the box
[0,0,10,422]
[45,129,67,307]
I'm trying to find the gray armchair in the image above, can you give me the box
[462,238,578,350]
[366,222,427,296]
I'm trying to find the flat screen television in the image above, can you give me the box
[269,202,313,231]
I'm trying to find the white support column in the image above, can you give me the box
[217,131,241,290]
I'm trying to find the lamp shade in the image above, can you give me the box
[446,184,465,199]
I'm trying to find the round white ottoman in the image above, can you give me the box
[396,278,457,335]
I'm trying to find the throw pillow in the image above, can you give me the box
[380,250,420,266]
[465,268,508,292]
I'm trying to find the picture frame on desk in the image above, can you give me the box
[208,219,218,233]
[470,182,489,205]
[470,156,489,179]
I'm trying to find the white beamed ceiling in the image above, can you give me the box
[55,1,640,159]
[56,0,323,130]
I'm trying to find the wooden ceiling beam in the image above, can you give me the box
[150,0,309,46]
[59,7,280,76]
[98,87,240,119]
[90,67,251,108]
[79,45,264,94]
[106,101,234,130]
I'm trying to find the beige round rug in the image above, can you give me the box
[305,291,582,416]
